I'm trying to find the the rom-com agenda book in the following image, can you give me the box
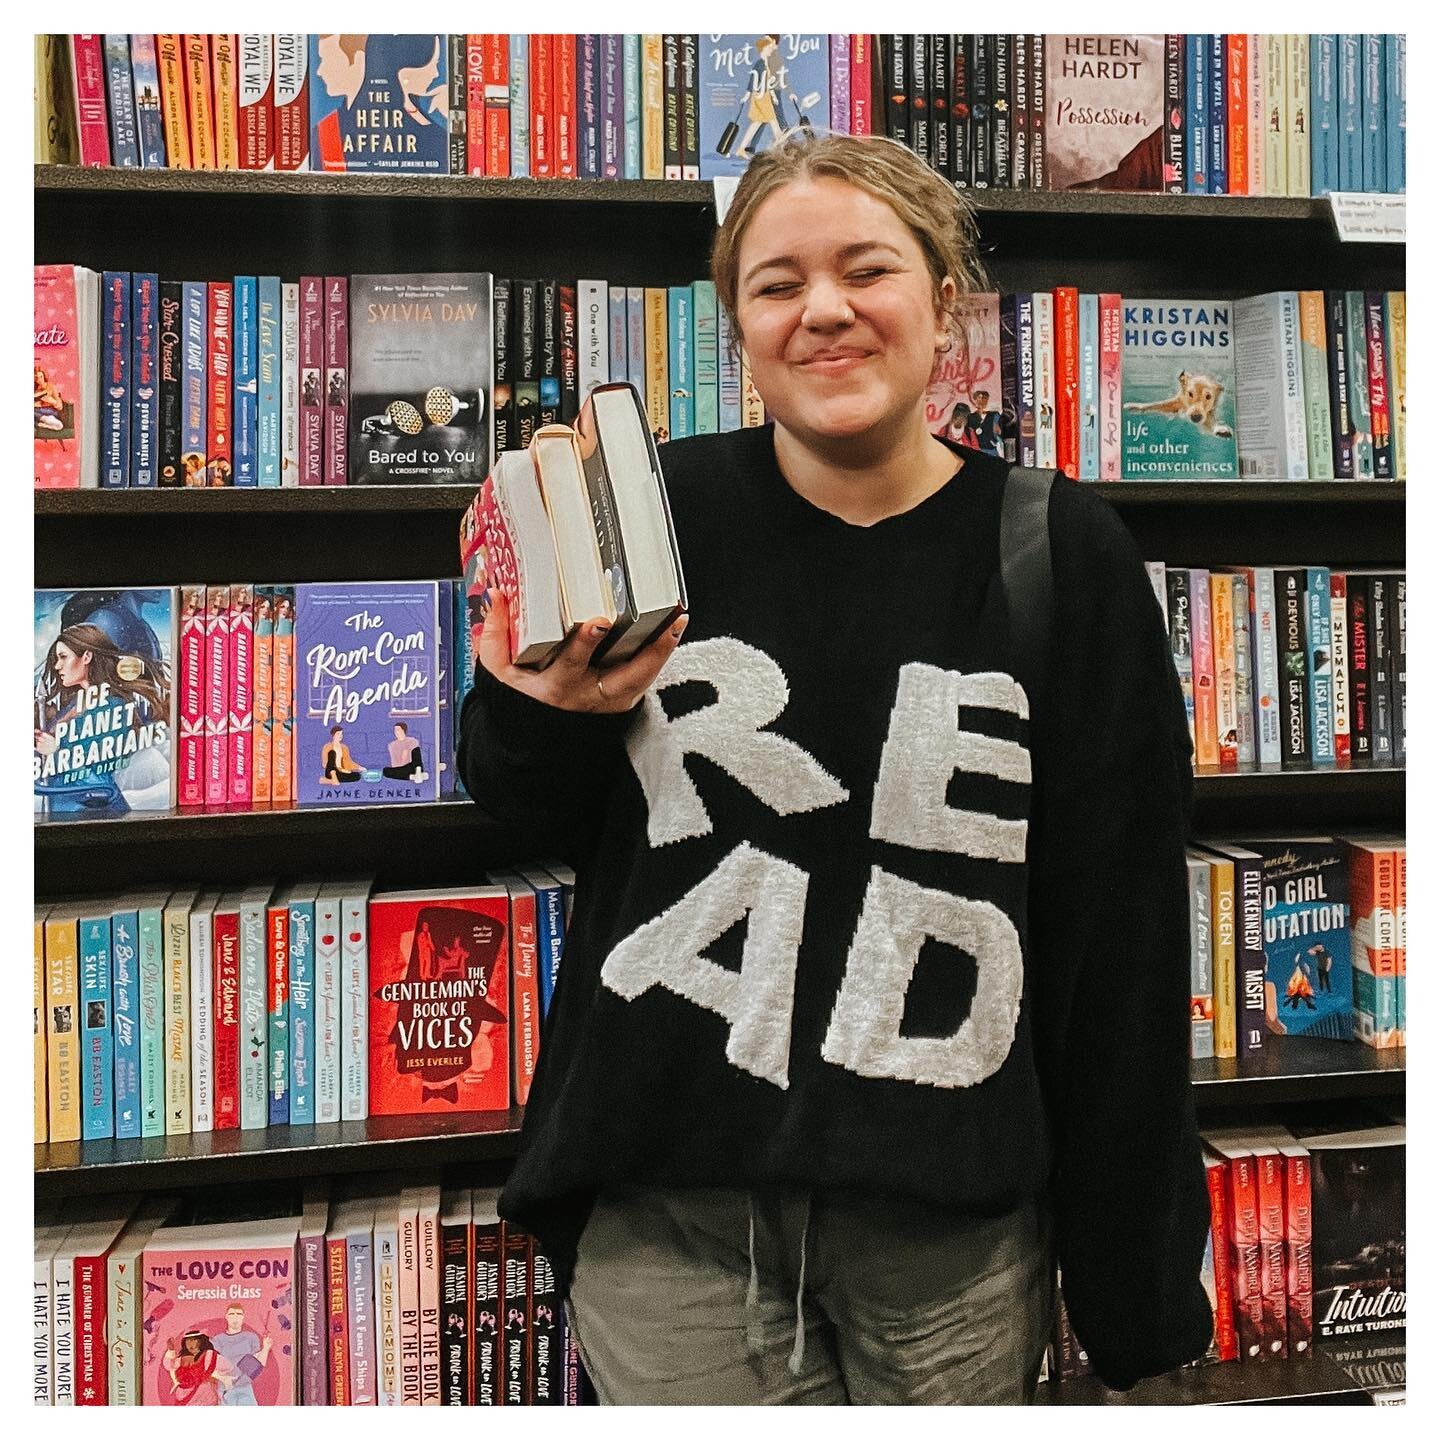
[294,582,440,806]
[349,273,493,485]
[35,588,177,819]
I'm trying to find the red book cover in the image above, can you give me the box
[1253,1146,1289,1358]
[530,35,553,176]
[227,583,255,806]
[368,888,511,1117]
[1203,1154,1239,1362]
[323,276,348,486]
[212,903,241,1130]
[70,36,111,166]
[203,584,231,807]
[1052,285,1080,479]
[238,33,275,170]
[178,584,207,807]
[1217,1144,1265,1362]
[273,34,310,170]
[183,35,217,170]
[1279,1141,1313,1357]
[491,874,540,1106]
[850,35,871,134]
[75,1252,109,1403]
[327,1233,351,1404]
[501,1225,531,1406]
[484,36,511,177]
[299,276,324,485]
[206,281,233,485]
[555,34,578,177]
[466,36,486,174]
[1227,36,1248,195]
[1098,292,1123,480]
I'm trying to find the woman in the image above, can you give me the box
[458,132,1211,1404]
[162,1330,227,1404]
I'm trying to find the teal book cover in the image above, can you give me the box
[668,286,695,441]
[693,281,719,436]
[1121,298,1238,477]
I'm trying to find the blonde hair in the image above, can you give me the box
[710,131,988,343]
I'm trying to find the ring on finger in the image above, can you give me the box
[595,673,609,702]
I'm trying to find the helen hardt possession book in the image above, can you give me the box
[350,273,494,485]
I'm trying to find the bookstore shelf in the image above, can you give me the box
[1191,1036,1405,1108]
[34,1108,525,1202]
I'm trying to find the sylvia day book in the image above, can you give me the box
[293,583,440,806]
[349,273,493,484]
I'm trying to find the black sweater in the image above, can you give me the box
[457,426,1213,1391]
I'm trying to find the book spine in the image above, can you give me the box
[130,273,159,487]
[717,300,742,434]
[129,35,167,168]
[1210,857,1237,1059]
[1092,293,1120,479]
[910,34,930,169]
[1384,292,1404,478]
[1246,33,1265,193]
[1165,571,1196,756]
[239,897,268,1129]
[1185,34,1207,192]
[1188,863,1213,1060]
[106,1239,138,1402]
[1207,33,1227,194]
[1226,1153,1265,1360]
[1010,36,1029,188]
[530,1246,560,1404]
[34,913,46,1146]
[641,35,663,179]
[206,279,232,485]
[101,270,131,489]
[693,280,719,436]
[1031,291,1055,468]
[280,282,299,483]
[931,34,951,180]
[1338,35,1362,190]
[1330,574,1351,766]
[577,35,599,179]
[287,896,313,1122]
[182,35,215,169]
[997,295,1019,463]
[600,36,623,178]
[158,281,183,484]
[607,285,628,384]
[1385,34,1405,192]
[155,36,190,167]
[679,35,699,180]
[627,285,646,405]
[1256,1152,1290,1357]
[1306,568,1335,763]
[349,1229,377,1405]
[314,892,341,1124]
[441,1214,471,1405]
[341,889,368,1122]
[74,1251,108,1404]
[1311,35,1339,195]
[1052,286,1079,478]
[948,37,966,184]
[503,1227,531,1405]
[1010,294,1037,466]
[1210,574,1238,769]
[662,35,682,178]
[212,909,240,1129]
[465,35,484,175]
[508,34,529,176]
[272,34,309,170]
[989,35,1010,188]
[188,904,214,1131]
[1346,576,1373,763]
[485,35,511,178]
[299,276,324,485]
[492,278,513,453]
[324,276,348,485]
[1344,290,1373,477]
[328,1234,351,1404]
[473,1220,502,1404]
[1248,568,1280,766]
[1029,36,1049,186]
[1232,849,1265,1059]
[232,275,258,486]
[80,917,114,1140]
[103,35,140,167]
[830,33,852,137]
[1188,568,1218,768]
[163,902,191,1134]
[70,36,112,166]
[420,1203,443,1404]
[514,278,539,448]
[539,278,561,425]
[271,584,295,801]
[1323,290,1355,478]
[1368,575,1393,763]
[1391,576,1406,764]
[266,904,289,1124]
[529,35,553,176]
[238,34,274,169]
[1226,35,1248,194]
[556,33,578,179]
[298,1229,327,1403]
[1231,574,1256,766]
[1276,569,1310,767]
[1361,34,1385,191]
[644,288,669,438]
[1157,35,1182,192]
[203,585,230,805]
[668,287,694,440]
[622,34,641,178]
[1286,34,1310,197]
[137,904,166,1137]
[111,910,140,1139]
[1262,35,1286,195]
[211,33,239,169]
[740,347,764,427]
[399,1204,422,1404]
[1283,1149,1314,1355]
[559,282,579,423]
[373,1222,399,1404]
[257,276,281,485]
[577,279,608,403]
[1297,291,1335,478]
[52,1248,75,1403]
[850,34,872,135]
[1363,292,1394,477]
[45,916,80,1141]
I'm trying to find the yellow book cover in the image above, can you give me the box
[1386,292,1405,479]
[156,35,191,168]
[740,348,765,427]
[184,34,216,170]
[1263,35,1286,198]
[1210,574,1238,769]
[35,905,48,1142]
[34,35,78,163]
[211,33,239,170]
[645,287,670,441]
[163,890,196,1134]
[641,35,664,180]
[44,908,80,1143]
[1284,35,1310,199]
[1208,857,1237,1059]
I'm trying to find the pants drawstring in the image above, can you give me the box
[787,1193,812,1377]
[744,1193,763,1358]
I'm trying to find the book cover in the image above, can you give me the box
[1385,35,1405,192]
[239,34,274,169]
[508,34,529,177]
[309,35,447,172]
[298,275,325,485]
[440,1190,472,1405]
[273,34,309,170]
[257,276,281,486]
[101,270,131,489]
[157,280,183,485]
[34,265,95,490]
[1330,574,1352,767]
[79,907,114,1140]
[44,908,80,1141]
[314,889,341,1125]
[697,35,829,179]
[110,903,141,1139]
[227,583,255,804]
[162,891,197,1135]
[188,895,217,1132]
[1232,291,1308,479]
[284,882,318,1123]
[1207,33,1227,194]
[340,879,373,1121]
[350,273,494,485]
[926,293,1003,456]
[70,36,112,166]
[103,35,140,167]
[266,896,289,1125]
[34,587,177,819]
[1032,291,1056,468]
[180,280,208,484]
[323,276,348,486]
[1344,290,1374,477]
[294,581,440,805]
[206,280,233,485]
[212,896,241,1130]
[485,35,511,177]
[368,887,511,1116]
[1306,568,1336,764]
[1121,298,1237,477]
[238,884,271,1130]
[203,584,231,805]
[270,585,296,801]
[130,272,159,487]
[1311,35,1340,194]
[182,35,216,169]
[232,275,258,485]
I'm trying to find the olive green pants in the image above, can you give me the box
[568,1183,1054,1405]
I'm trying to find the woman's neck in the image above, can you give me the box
[772,415,962,528]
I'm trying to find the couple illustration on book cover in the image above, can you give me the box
[717,35,819,160]
[160,1303,276,1406]
[319,720,427,786]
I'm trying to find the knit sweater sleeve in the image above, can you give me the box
[1026,482,1214,1391]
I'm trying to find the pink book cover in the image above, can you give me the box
[141,1219,299,1406]
[227,584,255,806]
[299,277,324,485]
[252,587,275,804]
[925,293,1002,454]
[71,36,112,166]
[35,265,85,488]
[398,1193,422,1405]
[178,584,207,806]
[204,584,232,806]
[270,586,295,804]
[323,277,348,486]
[418,1191,441,1405]
[849,35,871,134]
[1098,293,1123,480]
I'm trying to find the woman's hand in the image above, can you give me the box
[478,590,688,714]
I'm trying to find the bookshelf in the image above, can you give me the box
[35,157,1405,1407]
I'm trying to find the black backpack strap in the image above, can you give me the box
[999,464,1058,726]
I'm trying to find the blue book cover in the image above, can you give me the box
[101,271,131,488]
[1310,36,1340,195]
[286,888,316,1123]
[267,899,289,1127]
[1186,35,1209,194]
[1384,34,1405,193]
[1338,36,1362,191]
[453,579,474,799]
[1078,292,1100,480]
[717,300,742,433]
[233,276,259,486]
[137,897,166,1138]
[438,579,454,798]
[294,581,441,805]
[80,909,114,1140]
[103,34,141,167]
[1207,33,1227,194]
[698,35,830,179]
[181,281,207,485]
[520,869,567,1018]
[578,34,601,179]
[668,286,695,440]
[130,273,159,488]
[309,34,448,172]
[1306,567,1335,763]
[128,34,167,167]
[110,905,141,1139]
[609,286,628,384]
[1361,36,1386,192]
[626,285,646,399]
[257,276,282,486]
[601,34,623,178]
[509,34,530,176]
[693,281,719,435]
[623,34,642,178]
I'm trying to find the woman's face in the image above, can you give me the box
[53,640,90,688]
[734,177,952,449]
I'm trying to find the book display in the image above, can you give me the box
[35,33,1404,1408]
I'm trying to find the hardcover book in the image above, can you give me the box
[294,582,441,806]
[925,293,1004,456]
[350,273,494,485]
[697,35,829,179]
[368,887,511,1116]
[35,264,99,489]
[1043,34,1165,190]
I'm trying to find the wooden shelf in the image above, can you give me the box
[1192,1036,1405,1108]
[34,1109,525,1201]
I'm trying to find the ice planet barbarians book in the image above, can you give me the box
[349,273,493,485]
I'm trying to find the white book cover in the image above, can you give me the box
[372,1196,401,1406]
[314,889,342,1123]
[578,280,609,400]
[52,1205,136,1406]
[608,285,628,384]
[1250,567,1283,766]
[416,1185,442,1406]
[162,890,197,1135]
[1247,36,1265,194]
[1233,292,1308,479]
[188,893,218,1132]
[1231,574,1256,767]
[1033,292,1057,469]
[239,883,273,1129]
[339,878,373,1121]
[49,1235,76,1405]
[34,1220,70,1406]
[105,1198,175,1406]
[626,285,646,405]
[281,281,300,485]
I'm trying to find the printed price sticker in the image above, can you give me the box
[1327,193,1406,243]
